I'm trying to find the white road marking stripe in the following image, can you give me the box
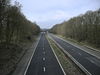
[43,51,45,54]
[43,57,45,61]
[72,49,74,50]
[86,57,100,67]
[47,37,66,75]
[48,34,92,75]
[78,53,82,55]
[43,67,46,72]
[24,35,41,75]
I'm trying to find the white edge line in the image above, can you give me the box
[48,35,92,75]
[24,34,41,75]
[46,36,66,75]
[53,34,100,59]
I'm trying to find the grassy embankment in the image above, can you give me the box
[0,35,38,75]
[47,36,85,75]
[57,35,100,51]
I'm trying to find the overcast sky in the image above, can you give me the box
[11,0,100,29]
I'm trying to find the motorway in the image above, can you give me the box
[49,34,100,75]
[25,33,64,75]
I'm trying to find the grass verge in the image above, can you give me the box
[47,37,85,75]
[57,35,100,51]
[0,35,38,75]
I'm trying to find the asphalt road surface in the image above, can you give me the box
[49,34,100,75]
[25,33,64,75]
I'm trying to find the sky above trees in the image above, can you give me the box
[11,0,100,29]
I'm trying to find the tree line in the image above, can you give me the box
[50,9,100,47]
[0,0,40,75]
[0,0,40,45]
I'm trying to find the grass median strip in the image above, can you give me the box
[48,37,85,75]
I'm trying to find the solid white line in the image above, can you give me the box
[49,34,92,75]
[47,36,66,75]
[24,35,41,75]
[43,67,46,72]
[53,34,100,59]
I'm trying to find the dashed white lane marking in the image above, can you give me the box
[72,49,74,50]
[86,57,100,67]
[78,53,82,55]
[43,67,46,72]
[43,51,45,54]
[43,57,45,61]
[90,59,95,63]
[43,47,44,50]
